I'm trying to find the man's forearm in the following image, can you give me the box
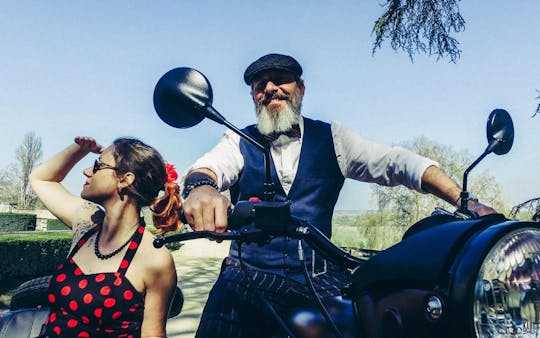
[420,165,462,206]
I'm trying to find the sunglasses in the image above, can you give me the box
[92,159,117,174]
[252,74,297,92]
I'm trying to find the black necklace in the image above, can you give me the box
[94,225,138,260]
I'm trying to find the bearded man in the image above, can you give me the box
[181,53,495,338]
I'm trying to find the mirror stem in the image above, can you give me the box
[204,106,275,201]
[459,150,489,213]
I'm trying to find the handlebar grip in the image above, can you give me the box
[228,201,257,229]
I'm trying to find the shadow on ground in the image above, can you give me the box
[167,246,226,338]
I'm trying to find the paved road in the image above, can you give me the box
[166,239,230,338]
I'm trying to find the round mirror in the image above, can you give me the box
[486,109,514,155]
[153,67,213,129]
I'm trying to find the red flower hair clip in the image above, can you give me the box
[165,163,178,183]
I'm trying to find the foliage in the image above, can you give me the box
[538,90,540,116]
[372,0,465,62]
[47,218,69,230]
[0,232,71,282]
[372,137,507,227]
[332,211,407,250]
[510,197,540,221]
[372,3,538,115]
[0,164,19,205]
[534,90,540,117]
[146,224,183,251]
[0,212,37,232]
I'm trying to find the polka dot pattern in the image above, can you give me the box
[44,224,145,337]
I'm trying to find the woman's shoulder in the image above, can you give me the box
[70,201,104,247]
[138,230,176,272]
[72,201,104,228]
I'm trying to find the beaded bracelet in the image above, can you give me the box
[182,178,219,199]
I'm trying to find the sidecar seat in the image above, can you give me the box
[0,307,49,338]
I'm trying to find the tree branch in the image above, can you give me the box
[372,0,465,63]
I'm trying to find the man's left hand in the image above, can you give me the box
[467,201,497,216]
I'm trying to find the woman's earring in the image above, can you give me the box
[117,186,123,194]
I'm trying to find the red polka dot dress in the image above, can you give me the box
[44,225,145,338]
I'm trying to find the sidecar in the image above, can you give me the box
[0,277,184,338]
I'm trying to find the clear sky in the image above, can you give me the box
[1,1,539,211]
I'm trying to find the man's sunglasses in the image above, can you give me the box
[92,159,117,174]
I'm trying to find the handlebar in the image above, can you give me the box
[154,200,366,270]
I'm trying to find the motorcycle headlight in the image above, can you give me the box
[473,227,540,337]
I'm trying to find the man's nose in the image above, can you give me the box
[264,80,279,93]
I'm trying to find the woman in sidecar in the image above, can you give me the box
[8,136,181,338]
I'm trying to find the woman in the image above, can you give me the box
[30,136,180,338]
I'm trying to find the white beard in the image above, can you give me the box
[255,87,303,135]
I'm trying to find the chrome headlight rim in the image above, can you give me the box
[448,220,540,338]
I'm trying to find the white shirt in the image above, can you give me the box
[186,117,438,195]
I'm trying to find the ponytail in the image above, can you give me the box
[151,163,183,235]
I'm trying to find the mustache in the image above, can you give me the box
[258,92,290,106]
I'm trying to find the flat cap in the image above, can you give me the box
[243,53,302,85]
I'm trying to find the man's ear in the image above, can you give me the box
[298,81,305,96]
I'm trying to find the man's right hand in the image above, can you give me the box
[182,185,231,233]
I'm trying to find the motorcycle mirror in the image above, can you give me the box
[153,67,276,200]
[485,109,514,155]
[153,67,226,128]
[459,108,514,214]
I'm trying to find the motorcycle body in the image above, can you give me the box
[154,201,540,338]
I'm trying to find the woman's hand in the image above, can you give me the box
[74,136,104,154]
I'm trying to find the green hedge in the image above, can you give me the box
[0,232,71,282]
[146,225,183,252]
[0,213,37,232]
[0,228,182,283]
[47,218,69,230]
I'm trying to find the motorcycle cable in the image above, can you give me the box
[237,242,298,338]
[297,240,345,338]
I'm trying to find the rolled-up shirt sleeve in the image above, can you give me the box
[332,122,439,193]
[183,130,244,191]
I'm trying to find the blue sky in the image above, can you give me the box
[1,1,539,210]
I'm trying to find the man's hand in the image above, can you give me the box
[421,166,498,216]
[182,185,230,233]
[467,201,497,217]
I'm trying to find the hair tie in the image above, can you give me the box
[165,163,179,183]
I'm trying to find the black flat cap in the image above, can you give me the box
[243,53,302,85]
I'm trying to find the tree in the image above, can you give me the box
[372,1,539,114]
[509,197,540,221]
[2,132,43,209]
[0,164,19,205]
[372,0,465,63]
[537,91,540,115]
[535,90,540,117]
[372,136,507,227]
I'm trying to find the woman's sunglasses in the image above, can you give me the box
[92,159,117,174]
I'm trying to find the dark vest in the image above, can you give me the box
[229,117,345,281]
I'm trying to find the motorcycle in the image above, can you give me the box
[151,67,540,338]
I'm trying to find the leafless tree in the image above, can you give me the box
[14,132,43,209]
